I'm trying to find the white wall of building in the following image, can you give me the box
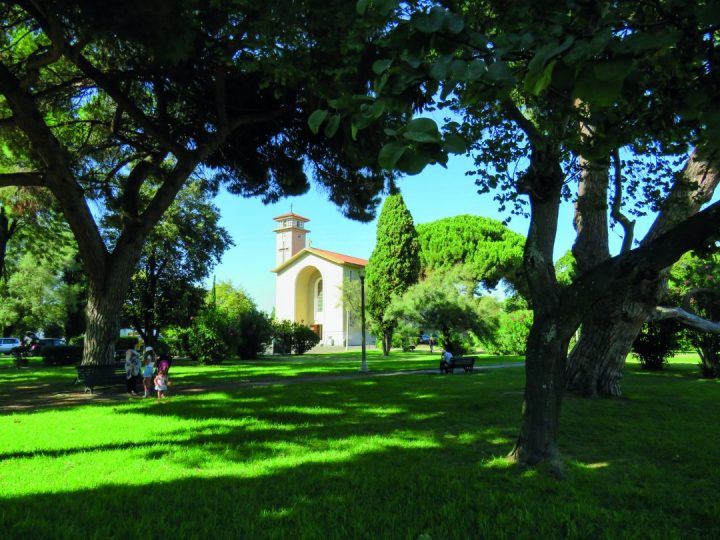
[275,253,375,347]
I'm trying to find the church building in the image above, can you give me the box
[272,213,370,347]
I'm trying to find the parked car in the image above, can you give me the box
[38,338,67,348]
[0,337,21,354]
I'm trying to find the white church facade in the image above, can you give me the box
[272,213,371,347]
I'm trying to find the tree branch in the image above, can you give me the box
[562,200,720,323]
[0,60,108,277]
[66,49,186,156]
[502,99,543,146]
[652,305,720,334]
[610,148,635,253]
[0,172,46,187]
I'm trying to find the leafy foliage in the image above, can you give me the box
[669,251,720,377]
[272,320,320,356]
[0,0,400,364]
[632,320,680,371]
[291,324,321,355]
[485,310,533,356]
[416,215,526,295]
[391,321,419,352]
[366,193,420,354]
[0,252,73,335]
[118,182,233,343]
[386,269,498,355]
[166,282,273,363]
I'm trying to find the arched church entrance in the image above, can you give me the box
[294,266,324,339]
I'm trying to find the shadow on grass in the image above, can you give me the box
[2,442,715,539]
[2,365,719,538]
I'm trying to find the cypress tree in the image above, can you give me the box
[366,193,420,356]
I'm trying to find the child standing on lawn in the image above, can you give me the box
[154,366,169,399]
[142,353,155,398]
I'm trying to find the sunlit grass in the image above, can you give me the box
[0,353,718,538]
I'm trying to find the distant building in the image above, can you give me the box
[272,213,372,347]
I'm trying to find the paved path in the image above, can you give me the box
[0,363,524,413]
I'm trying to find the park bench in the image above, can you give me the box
[439,355,477,374]
[75,363,126,393]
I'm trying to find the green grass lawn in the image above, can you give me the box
[0,349,523,397]
[0,353,717,539]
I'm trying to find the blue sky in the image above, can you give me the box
[209,151,654,313]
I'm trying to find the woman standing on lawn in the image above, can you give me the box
[124,348,141,395]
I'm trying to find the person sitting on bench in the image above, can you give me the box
[441,349,454,369]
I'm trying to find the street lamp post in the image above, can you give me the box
[359,268,368,373]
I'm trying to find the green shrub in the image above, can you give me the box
[172,310,230,364]
[236,309,273,359]
[632,320,680,371]
[391,322,418,352]
[487,309,532,355]
[272,320,294,355]
[271,320,320,355]
[163,326,193,359]
[292,324,320,355]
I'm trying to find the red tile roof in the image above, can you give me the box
[273,212,310,222]
[309,248,367,266]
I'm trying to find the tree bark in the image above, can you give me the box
[566,152,718,396]
[509,144,573,467]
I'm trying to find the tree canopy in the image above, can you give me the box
[118,182,233,345]
[416,214,525,295]
[0,0,395,364]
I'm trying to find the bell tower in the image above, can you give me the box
[273,212,310,266]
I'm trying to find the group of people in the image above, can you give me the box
[124,345,171,399]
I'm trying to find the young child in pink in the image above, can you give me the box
[154,367,169,399]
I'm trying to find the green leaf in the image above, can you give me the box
[574,70,623,107]
[524,59,556,95]
[396,148,428,175]
[450,59,467,80]
[324,115,341,138]
[405,118,441,143]
[429,55,453,80]
[442,11,465,34]
[487,61,512,82]
[378,141,408,170]
[308,110,328,134]
[592,59,633,82]
[412,7,445,33]
[527,37,574,77]
[442,133,467,154]
[373,59,392,75]
[356,0,369,15]
[465,59,486,81]
[401,52,422,69]
[403,131,439,143]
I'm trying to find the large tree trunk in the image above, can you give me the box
[81,238,147,366]
[509,145,572,466]
[510,315,572,466]
[567,152,718,396]
[567,284,663,396]
[84,282,125,366]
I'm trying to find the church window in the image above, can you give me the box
[316,279,323,313]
